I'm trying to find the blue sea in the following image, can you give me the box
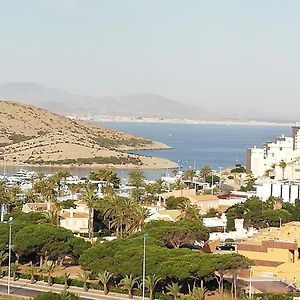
[3,122,291,180]
[96,122,290,171]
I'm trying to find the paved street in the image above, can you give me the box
[0,278,137,300]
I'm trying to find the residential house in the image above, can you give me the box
[237,222,300,282]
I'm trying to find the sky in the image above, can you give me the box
[0,0,300,118]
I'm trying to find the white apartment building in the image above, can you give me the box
[256,180,300,204]
[246,124,300,178]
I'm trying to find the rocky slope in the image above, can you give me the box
[0,101,177,169]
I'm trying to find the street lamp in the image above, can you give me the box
[142,234,149,300]
[7,216,13,295]
[249,266,252,298]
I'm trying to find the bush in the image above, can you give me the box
[34,291,79,300]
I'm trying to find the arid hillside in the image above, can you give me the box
[0,101,177,169]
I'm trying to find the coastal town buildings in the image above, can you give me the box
[157,189,219,214]
[59,200,90,236]
[246,123,300,179]
[256,180,300,204]
[237,222,300,283]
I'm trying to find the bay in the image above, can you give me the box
[96,122,291,171]
[2,122,291,180]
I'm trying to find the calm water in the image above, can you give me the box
[2,122,291,179]
[97,122,291,170]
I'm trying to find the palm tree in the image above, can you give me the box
[97,270,113,295]
[191,287,207,300]
[279,160,287,179]
[166,282,182,300]
[89,168,120,187]
[26,261,39,284]
[171,179,186,191]
[200,166,212,181]
[132,206,151,232]
[145,275,161,300]
[81,183,98,239]
[119,275,139,299]
[178,199,201,220]
[128,170,145,188]
[68,183,82,200]
[182,169,196,182]
[42,261,56,286]
[11,260,20,281]
[101,184,115,197]
[78,271,91,292]
[42,209,60,225]
[62,272,71,290]
[0,250,8,277]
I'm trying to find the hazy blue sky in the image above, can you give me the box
[1,0,300,117]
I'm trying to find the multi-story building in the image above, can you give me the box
[246,124,300,178]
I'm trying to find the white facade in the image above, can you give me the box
[59,200,89,235]
[247,125,300,178]
[256,180,300,204]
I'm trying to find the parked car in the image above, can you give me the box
[216,244,236,251]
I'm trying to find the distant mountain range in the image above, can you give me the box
[0,82,213,120]
[0,82,294,123]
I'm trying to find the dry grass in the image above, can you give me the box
[0,101,176,169]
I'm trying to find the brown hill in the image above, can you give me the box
[0,101,177,169]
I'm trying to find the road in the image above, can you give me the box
[0,278,137,300]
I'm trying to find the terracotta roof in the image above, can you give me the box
[61,211,89,219]
[158,189,196,198]
[189,194,219,202]
[25,203,54,211]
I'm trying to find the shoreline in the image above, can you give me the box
[2,159,178,171]
[74,115,293,127]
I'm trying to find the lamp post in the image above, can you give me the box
[142,234,148,300]
[249,267,252,298]
[7,216,13,295]
[279,217,282,228]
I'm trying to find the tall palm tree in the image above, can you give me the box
[171,179,186,191]
[33,178,56,202]
[178,199,201,220]
[101,184,115,197]
[81,183,98,239]
[0,250,8,277]
[182,169,196,181]
[89,168,120,188]
[132,206,151,232]
[97,270,113,295]
[279,160,287,180]
[166,282,182,300]
[42,261,57,286]
[128,170,145,188]
[200,166,212,181]
[78,271,91,292]
[145,275,161,300]
[119,275,139,299]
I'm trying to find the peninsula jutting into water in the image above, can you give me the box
[0,101,177,170]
